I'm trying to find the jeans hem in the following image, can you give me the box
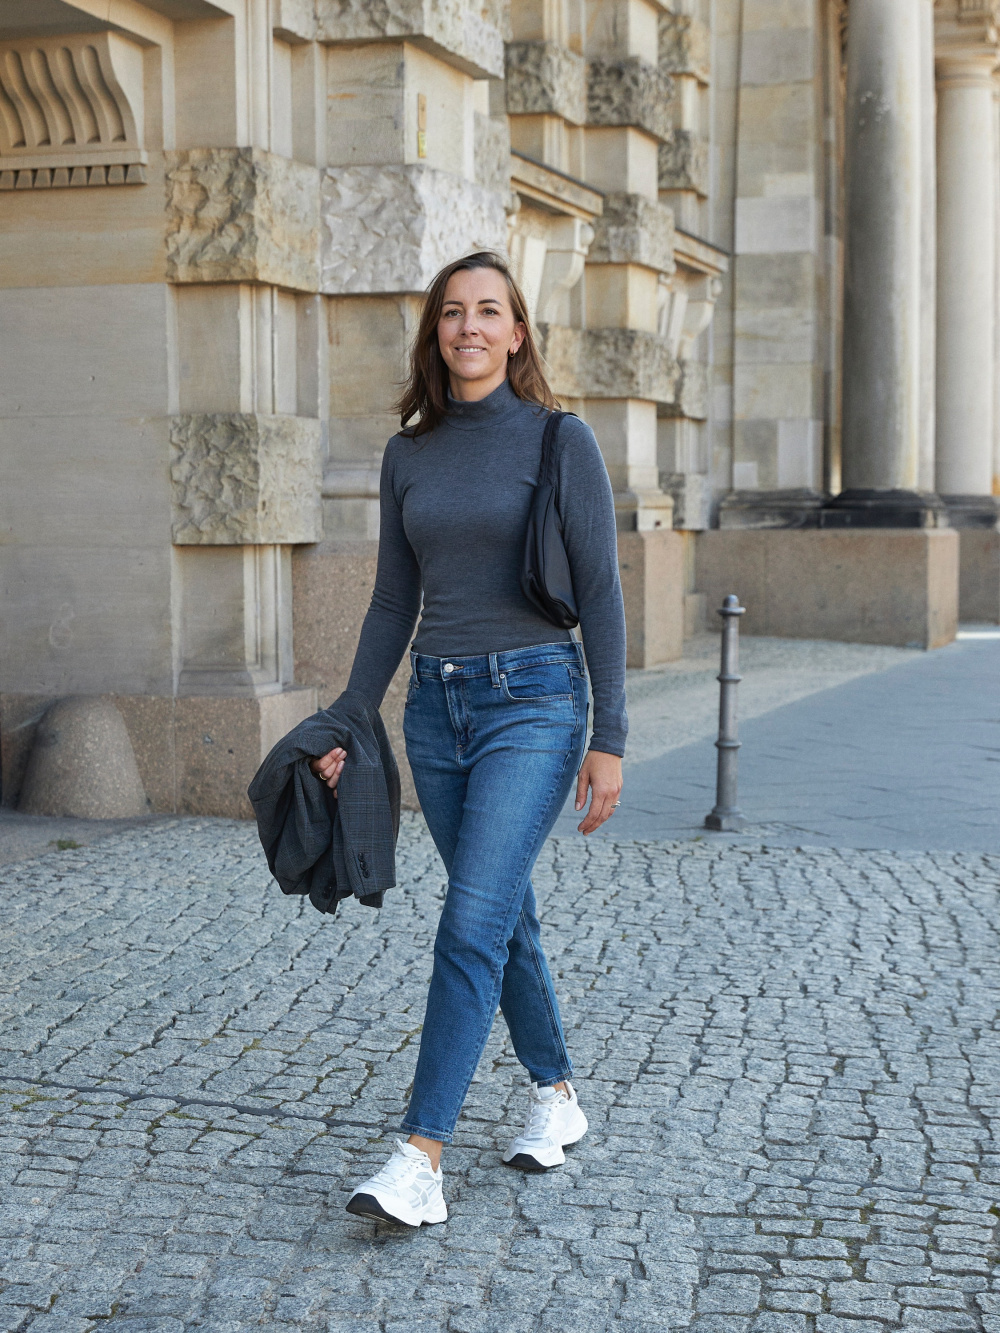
[399,1121,453,1145]
[532,1070,573,1089]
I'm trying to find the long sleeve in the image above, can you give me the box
[345,442,423,708]
[556,417,629,757]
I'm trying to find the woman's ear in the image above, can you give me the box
[509,321,527,356]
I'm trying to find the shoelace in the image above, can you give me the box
[369,1142,427,1188]
[522,1090,568,1143]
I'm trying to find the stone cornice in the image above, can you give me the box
[509,152,603,221]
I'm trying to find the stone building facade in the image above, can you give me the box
[0,0,996,816]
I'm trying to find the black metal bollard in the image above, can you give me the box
[705,594,747,832]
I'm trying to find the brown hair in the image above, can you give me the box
[395,251,556,435]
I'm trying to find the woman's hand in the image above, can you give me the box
[574,749,623,835]
[309,747,346,794]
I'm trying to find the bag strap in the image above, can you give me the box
[539,410,572,489]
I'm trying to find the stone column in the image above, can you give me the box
[933,1,1000,620]
[918,0,937,494]
[934,6,998,507]
[828,0,941,524]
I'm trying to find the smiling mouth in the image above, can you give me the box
[455,346,487,353]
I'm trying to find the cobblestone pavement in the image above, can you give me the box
[2,816,999,1332]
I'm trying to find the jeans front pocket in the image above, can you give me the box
[499,661,574,703]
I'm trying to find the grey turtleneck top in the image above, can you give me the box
[345,378,629,757]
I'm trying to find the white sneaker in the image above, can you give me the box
[502,1081,588,1171]
[346,1139,448,1227]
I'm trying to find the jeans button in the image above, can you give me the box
[444,663,454,673]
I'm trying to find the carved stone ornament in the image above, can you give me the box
[538,324,680,404]
[505,41,587,124]
[165,148,321,292]
[587,58,674,142]
[315,0,507,79]
[321,164,507,294]
[170,414,322,546]
[0,31,146,190]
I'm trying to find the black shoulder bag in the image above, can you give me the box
[520,410,580,629]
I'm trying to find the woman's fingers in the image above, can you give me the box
[308,747,347,788]
[574,767,589,811]
[574,752,623,834]
[577,790,618,835]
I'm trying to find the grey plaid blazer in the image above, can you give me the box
[248,690,400,916]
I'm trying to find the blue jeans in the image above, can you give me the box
[399,639,589,1143]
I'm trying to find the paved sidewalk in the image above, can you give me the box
[1,633,999,1331]
[1,818,1000,1331]
[553,635,1000,853]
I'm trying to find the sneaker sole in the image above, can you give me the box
[503,1151,557,1172]
[345,1192,446,1227]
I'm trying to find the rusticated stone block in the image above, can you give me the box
[659,12,710,82]
[588,191,676,273]
[505,41,586,124]
[659,130,709,196]
[587,58,673,142]
[170,414,322,545]
[474,112,511,195]
[315,0,506,79]
[165,148,320,291]
[539,324,679,403]
[321,164,507,294]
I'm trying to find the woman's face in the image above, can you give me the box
[437,267,526,401]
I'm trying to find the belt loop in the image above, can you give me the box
[409,646,418,684]
[489,651,501,687]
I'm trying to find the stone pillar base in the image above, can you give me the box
[617,529,684,667]
[717,489,826,530]
[694,529,958,648]
[956,528,1000,623]
[1,688,317,819]
[819,489,949,529]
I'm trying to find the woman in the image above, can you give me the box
[310,251,627,1227]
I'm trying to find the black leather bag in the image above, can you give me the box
[520,410,580,629]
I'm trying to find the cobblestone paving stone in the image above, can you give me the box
[1,815,999,1332]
